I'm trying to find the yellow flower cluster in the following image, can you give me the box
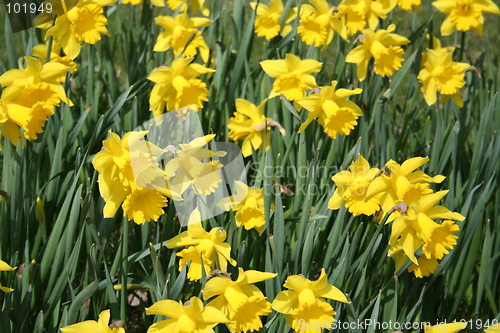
[60,309,124,333]
[272,269,350,332]
[0,53,73,149]
[329,155,465,278]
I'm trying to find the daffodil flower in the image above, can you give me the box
[148,57,215,116]
[433,0,500,36]
[60,309,124,333]
[42,0,116,60]
[228,98,285,157]
[329,154,381,216]
[397,0,421,12]
[166,210,236,281]
[154,13,212,63]
[0,260,16,293]
[146,296,229,333]
[203,268,276,332]
[250,0,297,40]
[417,49,472,107]
[346,24,410,81]
[338,0,398,35]
[365,157,446,216]
[297,0,347,48]
[297,80,363,139]
[272,268,349,332]
[261,54,322,101]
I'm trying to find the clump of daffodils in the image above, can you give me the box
[0,56,72,148]
[346,24,410,81]
[297,81,363,139]
[329,155,465,278]
[272,268,350,332]
[250,0,297,40]
[203,268,276,332]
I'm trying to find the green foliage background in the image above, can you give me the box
[0,0,499,332]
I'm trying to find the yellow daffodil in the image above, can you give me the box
[346,24,410,81]
[329,154,381,216]
[423,321,467,333]
[1,82,59,141]
[272,268,349,332]
[0,260,16,293]
[163,134,226,197]
[418,48,472,107]
[297,80,363,139]
[338,0,398,35]
[146,296,229,333]
[365,157,445,216]
[250,0,297,40]
[0,56,72,106]
[167,0,210,16]
[42,0,116,60]
[297,0,348,48]
[148,58,215,116]
[60,309,124,333]
[92,130,169,224]
[203,268,276,332]
[166,214,236,281]
[260,54,322,101]
[397,0,421,12]
[235,186,267,232]
[389,190,465,265]
[228,98,285,157]
[432,0,500,36]
[0,102,23,149]
[154,13,211,63]
[32,43,78,83]
[422,220,460,259]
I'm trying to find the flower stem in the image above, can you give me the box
[458,31,466,61]
[120,217,129,321]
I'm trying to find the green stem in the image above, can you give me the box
[120,218,129,321]
[458,31,466,62]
